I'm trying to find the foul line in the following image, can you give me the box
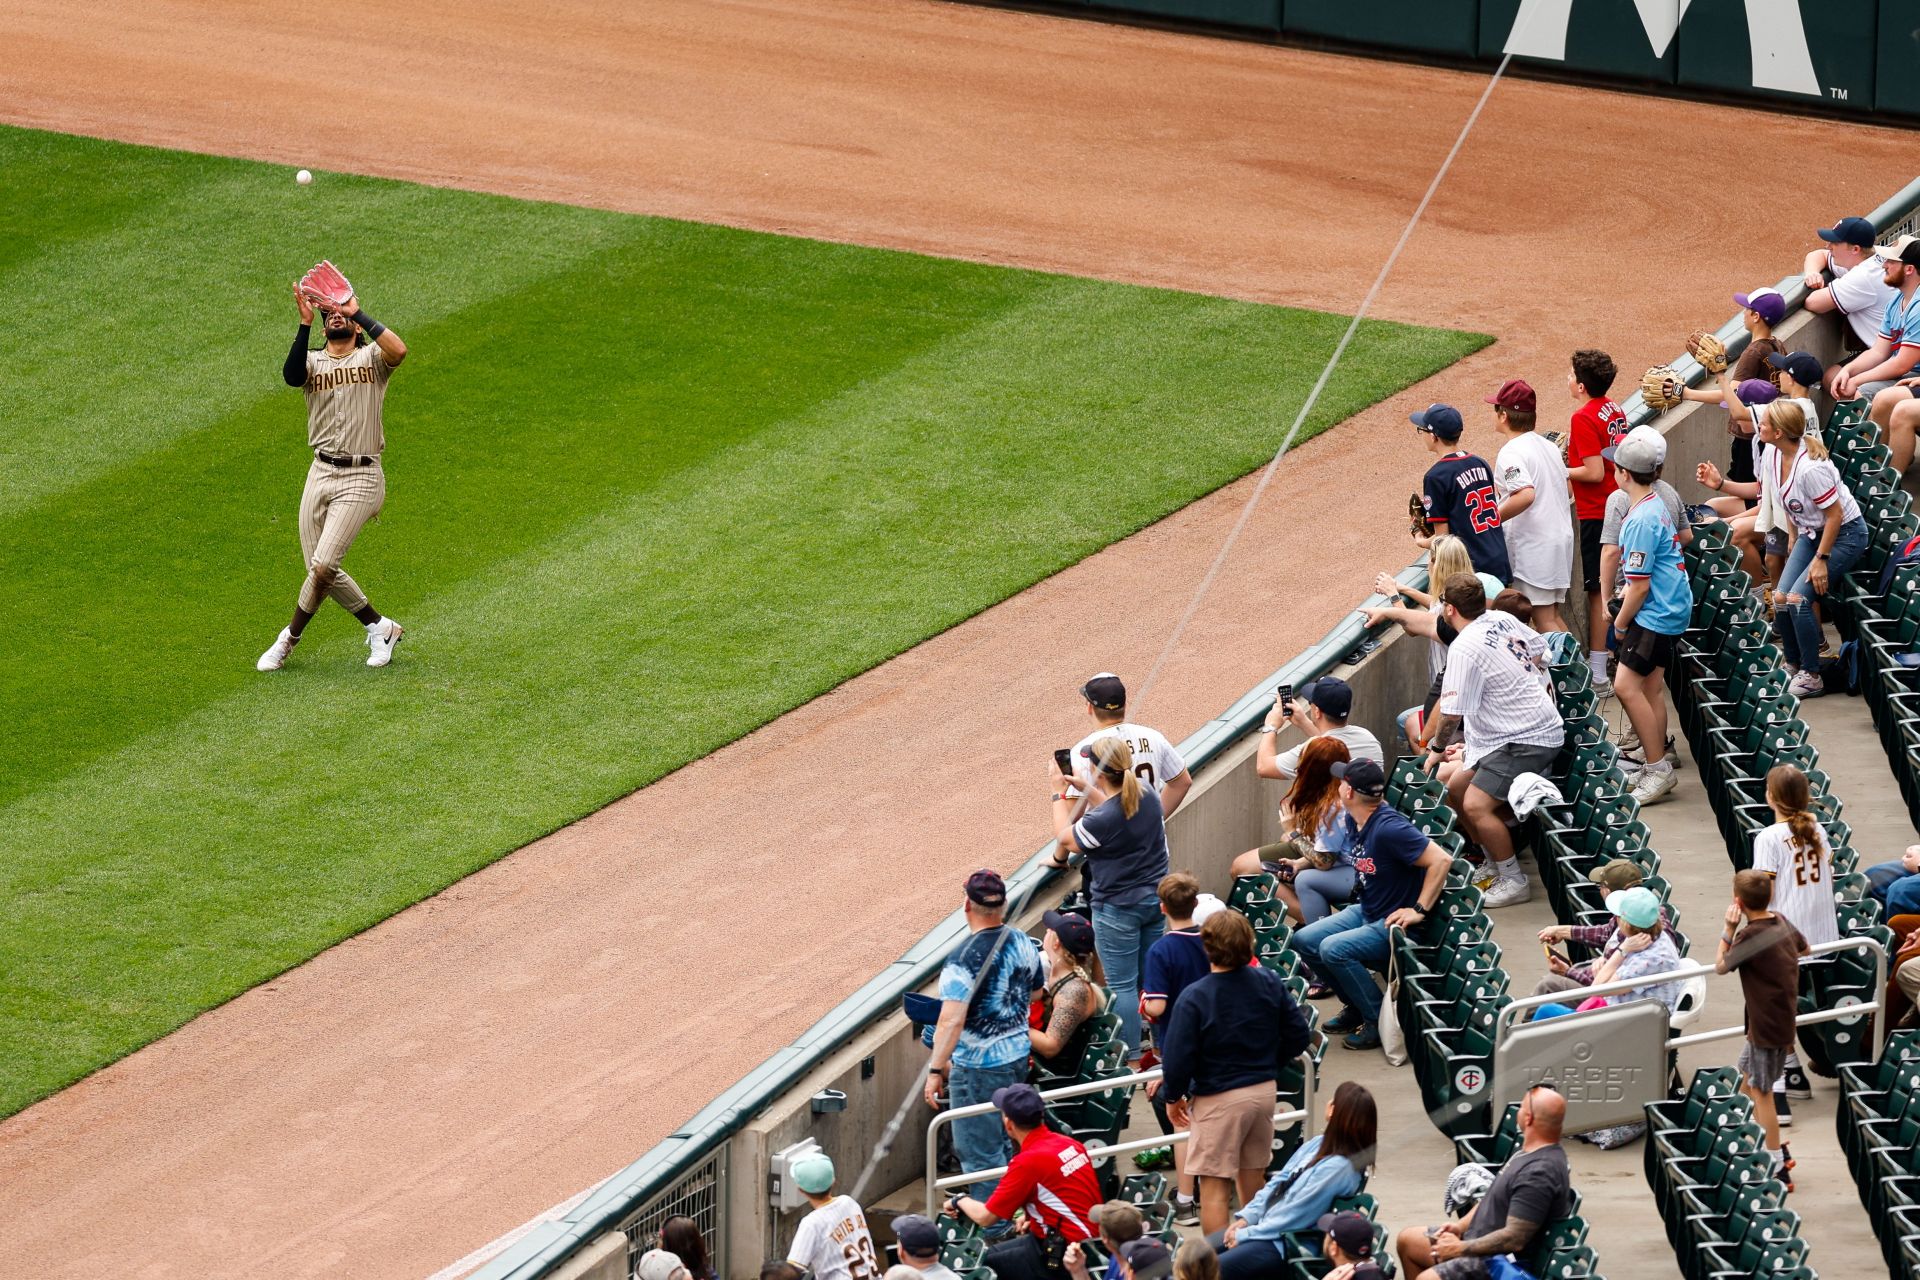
[1131,53,1514,718]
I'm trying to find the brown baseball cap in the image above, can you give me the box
[1089,1200,1145,1242]
[1587,859,1645,891]
[1484,378,1538,414]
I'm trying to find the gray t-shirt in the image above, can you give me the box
[1599,480,1682,598]
[1274,724,1385,780]
[1465,1145,1572,1246]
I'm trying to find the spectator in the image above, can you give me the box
[1695,381,1810,610]
[787,1154,881,1280]
[1528,887,1682,1020]
[1749,764,1839,1120]
[891,1215,961,1280]
[1672,289,1786,491]
[1598,426,1694,772]
[1230,737,1356,940]
[925,870,1046,1207]
[1316,1211,1388,1280]
[1114,1240,1173,1280]
[1030,910,1108,1078]
[1762,401,1867,697]
[1714,869,1810,1188]
[1173,1239,1219,1280]
[1395,1086,1572,1280]
[1412,404,1511,584]
[1833,235,1920,405]
[1801,217,1896,352]
[1866,843,1920,918]
[1050,737,1171,1061]
[1564,349,1629,693]
[1206,1082,1376,1280]
[1607,429,1693,805]
[1069,673,1194,815]
[1689,376,1778,595]
[943,1083,1101,1280]
[762,1263,805,1280]
[639,1251,691,1280]
[1293,759,1453,1050]
[1061,1201,1145,1280]
[1158,911,1312,1234]
[1486,378,1573,633]
[1424,575,1564,906]
[1141,873,1211,1223]
[1885,912,1920,1030]
[1533,860,1674,1002]
[1372,540,1501,751]
[661,1217,717,1280]
[1254,677,1384,783]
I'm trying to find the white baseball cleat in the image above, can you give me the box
[256,627,297,671]
[365,617,405,668]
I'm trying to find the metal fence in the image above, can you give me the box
[616,1149,728,1280]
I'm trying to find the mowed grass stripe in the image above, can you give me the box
[0,124,1490,1115]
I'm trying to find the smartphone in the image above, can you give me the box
[1053,747,1075,776]
[1277,683,1294,715]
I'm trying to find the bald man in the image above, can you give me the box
[1396,1087,1571,1280]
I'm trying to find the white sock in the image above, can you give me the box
[1494,858,1524,882]
[1176,1193,1194,1206]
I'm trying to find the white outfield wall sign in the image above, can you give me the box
[1504,0,1822,97]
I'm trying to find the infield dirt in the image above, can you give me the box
[2,1,1915,1276]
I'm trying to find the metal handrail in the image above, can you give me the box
[922,1057,1318,1216]
[1492,935,1890,1062]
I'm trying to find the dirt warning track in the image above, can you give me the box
[2,1,1914,1275]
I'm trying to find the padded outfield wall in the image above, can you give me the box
[973,0,1920,124]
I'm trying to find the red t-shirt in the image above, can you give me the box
[983,1126,1101,1241]
[1568,397,1629,520]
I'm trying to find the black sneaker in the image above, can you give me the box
[1173,1200,1200,1228]
[1773,1091,1793,1127]
[1324,1008,1365,1035]
[1783,1065,1812,1099]
[1342,1024,1383,1051]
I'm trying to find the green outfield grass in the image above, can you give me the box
[0,124,1490,1116]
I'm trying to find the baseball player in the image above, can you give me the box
[257,279,409,671]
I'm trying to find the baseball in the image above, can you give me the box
[296,169,312,186]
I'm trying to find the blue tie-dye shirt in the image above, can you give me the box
[940,926,1044,1069]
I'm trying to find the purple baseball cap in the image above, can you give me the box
[1736,378,1780,405]
[1734,287,1786,326]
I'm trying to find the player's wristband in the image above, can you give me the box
[350,309,386,340]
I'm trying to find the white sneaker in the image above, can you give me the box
[1591,674,1614,699]
[1630,761,1679,805]
[365,617,405,668]
[1787,671,1825,699]
[1482,874,1532,909]
[1618,723,1642,756]
[257,627,297,671]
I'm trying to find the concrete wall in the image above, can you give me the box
[553,1232,627,1280]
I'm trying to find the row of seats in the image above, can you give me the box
[1451,1103,1601,1279]
[1832,1028,1920,1277]
[1226,874,1327,1167]
[1643,1067,1813,1280]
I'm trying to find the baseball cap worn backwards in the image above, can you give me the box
[965,869,1007,909]
[1587,858,1646,891]
[1300,676,1354,720]
[1766,351,1824,389]
[1081,672,1126,711]
[1734,286,1787,326]
[1042,908,1096,956]
[991,1082,1047,1127]
[1602,425,1664,473]
[637,1251,689,1280]
[1118,1238,1173,1280]
[1315,1211,1377,1259]
[1411,403,1464,439]
[1888,235,1920,267]
[1483,378,1537,414]
[1331,759,1386,798]
[1819,216,1877,247]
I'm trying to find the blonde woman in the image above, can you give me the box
[1373,535,1500,750]
[1049,736,1170,1061]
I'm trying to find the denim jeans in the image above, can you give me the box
[1773,518,1868,671]
[1291,903,1390,1025]
[1867,860,1920,917]
[1293,865,1358,925]
[949,1059,1025,1207]
[1092,899,1166,1055]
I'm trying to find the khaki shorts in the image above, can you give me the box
[1185,1080,1276,1178]
[1512,578,1568,606]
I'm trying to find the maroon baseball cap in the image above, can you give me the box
[965,869,1007,908]
[1484,378,1537,414]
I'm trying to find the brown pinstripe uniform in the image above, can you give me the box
[295,341,397,615]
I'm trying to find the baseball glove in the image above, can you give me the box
[1686,329,1729,374]
[1640,364,1685,412]
[1409,492,1433,538]
[299,260,355,311]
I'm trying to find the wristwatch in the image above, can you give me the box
[1817,553,1831,561]
[1259,725,1279,734]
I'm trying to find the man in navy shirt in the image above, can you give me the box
[1292,760,1452,1052]
[1413,403,1512,584]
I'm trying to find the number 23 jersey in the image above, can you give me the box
[1750,822,1839,949]
[788,1195,880,1280]
[1423,451,1511,584]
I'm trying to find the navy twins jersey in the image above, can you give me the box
[1423,452,1512,585]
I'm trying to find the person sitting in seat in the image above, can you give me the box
[1206,1082,1376,1280]
[1229,736,1357,936]
[1527,887,1681,1020]
[1030,910,1109,1079]
[1395,1087,1571,1280]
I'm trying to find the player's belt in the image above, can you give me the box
[315,451,379,468]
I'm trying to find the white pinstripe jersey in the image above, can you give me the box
[303,341,395,457]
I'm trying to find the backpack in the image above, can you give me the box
[1875,533,1920,596]
[1822,639,1864,697]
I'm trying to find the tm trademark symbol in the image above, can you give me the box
[1831,87,1849,100]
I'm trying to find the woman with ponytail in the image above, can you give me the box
[1029,910,1109,1076]
[1762,400,1868,697]
[1049,735,1171,1061]
[1750,763,1840,1111]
